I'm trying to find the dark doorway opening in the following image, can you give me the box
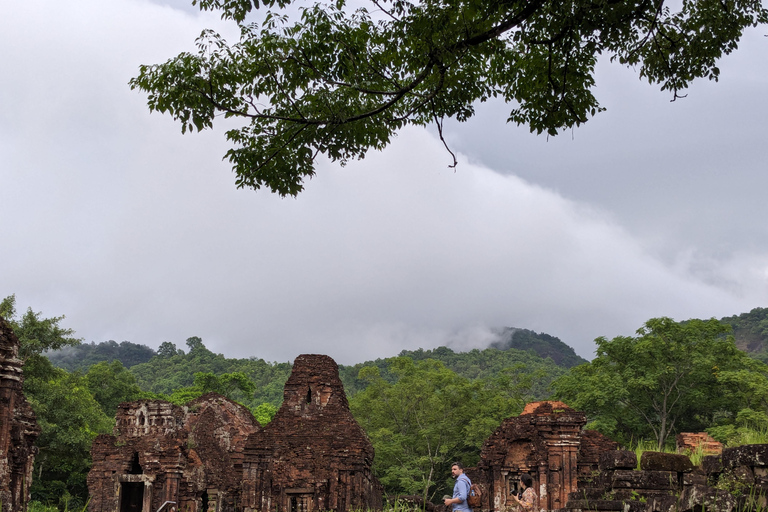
[120,482,144,512]
[290,494,310,512]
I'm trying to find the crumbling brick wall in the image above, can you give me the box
[0,316,40,512]
[242,354,383,512]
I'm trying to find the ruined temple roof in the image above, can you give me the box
[244,353,374,463]
[478,401,588,467]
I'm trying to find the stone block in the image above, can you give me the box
[569,488,611,501]
[564,499,626,511]
[676,483,736,512]
[722,444,768,469]
[640,452,693,473]
[599,451,638,471]
[733,465,756,484]
[610,470,679,490]
[682,471,707,487]
[702,455,723,475]
[649,493,681,512]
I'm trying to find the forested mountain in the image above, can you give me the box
[488,327,588,367]
[43,309,768,402]
[45,340,156,371]
[720,307,768,362]
[125,338,568,405]
[340,345,568,398]
[45,328,583,401]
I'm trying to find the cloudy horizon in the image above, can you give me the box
[2,0,766,366]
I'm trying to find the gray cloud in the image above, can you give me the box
[1,0,766,366]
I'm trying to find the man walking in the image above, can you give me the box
[444,462,472,512]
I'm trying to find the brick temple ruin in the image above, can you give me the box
[0,316,40,512]
[87,354,382,512]
[468,401,618,512]
[88,393,260,512]
[240,354,383,512]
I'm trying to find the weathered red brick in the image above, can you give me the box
[0,316,40,512]
[242,354,382,512]
[676,433,722,456]
[88,354,382,512]
[472,401,617,512]
[88,394,259,512]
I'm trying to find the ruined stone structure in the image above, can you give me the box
[88,393,260,512]
[242,354,383,512]
[469,401,617,512]
[0,316,40,512]
[88,354,382,512]
[563,445,768,512]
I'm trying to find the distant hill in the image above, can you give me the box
[338,343,574,399]
[45,340,156,372]
[44,326,586,400]
[488,327,588,368]
[720,307,768,362]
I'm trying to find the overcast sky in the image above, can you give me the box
[2,0,767,365]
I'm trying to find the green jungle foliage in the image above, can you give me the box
[551,317,768,451]
[1,295,112,509]
[339,345,568,398]
[83,360,154,417]
[349,357,535,501]
[708,408,768,447]
[128,336,292,409]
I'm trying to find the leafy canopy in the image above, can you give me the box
[552,317,768,450]
[349,357,535,500]
[1,294,81,362]
[130,0,767,195]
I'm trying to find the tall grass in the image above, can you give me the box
[629,439,707,468]
[28,503,62,512]
[630,440,675,469]
[724,424,768,447]
[27,499,89,512]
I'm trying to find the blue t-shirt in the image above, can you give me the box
[452,473,472,511]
